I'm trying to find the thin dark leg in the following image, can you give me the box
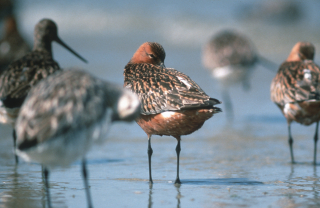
[313,121,319,165]
[41,165,45,181]
[13,129,18,164]
[43,167,52,208]
[175,139,181,184]
[288,123,295,164]
[82,158,93,208]
[222,89,233,123]
[148,136,153,184]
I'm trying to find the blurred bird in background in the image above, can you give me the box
[202,29,276,122]
[0,0,31,72]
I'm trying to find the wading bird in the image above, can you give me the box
[0,18,87,163]
[15,69,140,208]
[124,42,221,184]
[203,30,275,121]
[270,42,320,164]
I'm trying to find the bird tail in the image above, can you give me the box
[209,97,222,105]
[208,98,222,113]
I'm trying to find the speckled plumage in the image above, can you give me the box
[16,69,140,161]
[270,41,320,164]
[124,42,221,184]
[271,42,320,124]
[0,50,59,109]
[0,18,87,165]
[15,69,140,208]
[124,63,221,116]
[0,18,86,116]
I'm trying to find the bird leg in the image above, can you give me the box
[41,165,46,183]
[288,123,295,164]
[222,89,234,123]
[148,136,153,184]
[43,167,52,208]
[13,129,18,164]
[175,138,181,184]
[82,158,93,208]
[313,121,319,165]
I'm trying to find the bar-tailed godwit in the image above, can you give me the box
[15,69,140,208]
[124,42,222,184]
[270,42,320,164]
[0,18,87,163]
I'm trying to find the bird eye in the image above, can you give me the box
[148,54,155,59]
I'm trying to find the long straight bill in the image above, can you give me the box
[55,37,88,63]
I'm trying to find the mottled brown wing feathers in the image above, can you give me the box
[271,60,320,105]
[124,63,220,115]
[0,51,61,101]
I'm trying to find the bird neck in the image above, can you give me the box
[33,38,52,54]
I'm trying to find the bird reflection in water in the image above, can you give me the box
[147,183,182,208]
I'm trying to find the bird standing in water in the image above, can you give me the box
[15,69,140,208]
[271,42,320,164]
[124,42,221,184]
[0,18,87,163]
[203,30,275,122]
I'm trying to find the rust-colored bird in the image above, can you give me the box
[270,42,320,165]
[0,18,87,164]
[124,42,222,184]
[203,30,275,121]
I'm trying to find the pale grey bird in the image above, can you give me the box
[15,69,140,208]
[0,18,87,163]
[202,30,276,122]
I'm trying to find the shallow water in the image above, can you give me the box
[2,127,320,208]
[1,0,320,207]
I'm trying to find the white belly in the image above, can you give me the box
[16,111,112,169]
[212,65,253,85]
